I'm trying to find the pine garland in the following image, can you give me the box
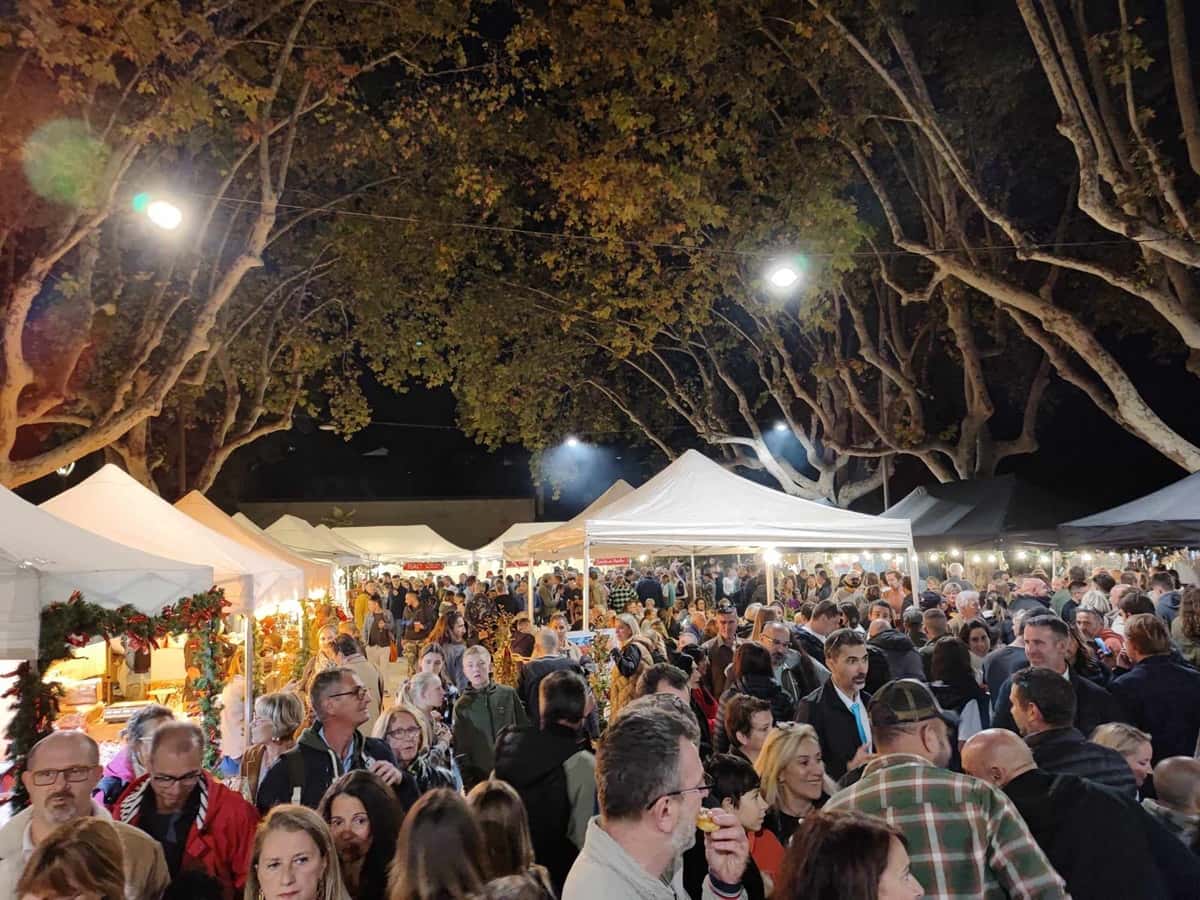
[3,589,230,810]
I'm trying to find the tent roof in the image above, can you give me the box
[42,465,302,613]
[881,474,1080,550]
[527,453,913,557]
[0,484,213,658]
[332,525,472,563]
[176,492,331,596]
[1057,470,1200,549]
[473,522,566,561]
[507,480,634,559]
[263,515,366,565]
[316,525,373,559]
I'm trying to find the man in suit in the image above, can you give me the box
[992,614,1124,738]
[797,628,873,780]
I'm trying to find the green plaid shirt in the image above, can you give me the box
[825,754,1067,900]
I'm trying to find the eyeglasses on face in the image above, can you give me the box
[645,772,714,810]
[30,765,95,786]
[328,686,368,701]
[386,725,422,739]
[151,770,202,787]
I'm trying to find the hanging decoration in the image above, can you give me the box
[3,589,231,811]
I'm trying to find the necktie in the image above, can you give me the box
[850,701,867,744]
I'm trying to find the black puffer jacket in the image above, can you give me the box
[714,674,795,753]
[868,628,925,682]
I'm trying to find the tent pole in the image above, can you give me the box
[526,562,534,623]
[765,553,775,607]
[582,542,591,632]
[907,546,920,600]
[690,551,698,607]
[243,614,254,766]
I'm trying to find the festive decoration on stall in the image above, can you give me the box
[588,630,612,733]
[486,612,518,688]
[3,589,230,810]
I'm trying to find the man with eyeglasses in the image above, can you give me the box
[257,667,405,813]
[563,693,748,900]
[113,721,258,896]
[0,731,168,900]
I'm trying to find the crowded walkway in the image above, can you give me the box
[7,560,1200,899]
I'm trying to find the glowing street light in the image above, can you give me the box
[766,264,800,289]
[763,548,781,564]
[773,421,787,432]
[132,192,182,230]
[564,435,580,448]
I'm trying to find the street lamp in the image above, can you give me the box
[773,421,787,432]
[766,262,801,289]
[564,435,580,448]
[132,192,182,230]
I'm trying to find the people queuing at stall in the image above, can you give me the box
[12,556,1200,900]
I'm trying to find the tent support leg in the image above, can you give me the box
[243,615,254,766]
[690,551,698,607]
[907,546,920,602]
[527,563,534,623]
[765,553,775,607]
[582,543,591,632]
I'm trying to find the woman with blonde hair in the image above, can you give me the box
[389,789,487,900]
[16,818,125,900]
[244,804,347,900]
[242,691,306,805]
[608,613,654,718]
[373,704,456,797]
[465,780,553,896]
[1091,722,1155,797]
[755,722,829,846]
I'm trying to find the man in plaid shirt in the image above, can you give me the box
[607,569,637,614]
[825,679,1068,899]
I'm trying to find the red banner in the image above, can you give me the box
[594,557,631,567]
[403,561,445,571]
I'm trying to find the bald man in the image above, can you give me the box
[0,731,169,900]
[1143,757,1200,851]
[964,730,1198,899]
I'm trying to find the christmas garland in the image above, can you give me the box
[4,589,231,810]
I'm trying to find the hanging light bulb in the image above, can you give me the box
[971,554,982,563]
[928,552,939,562]
[1016,550,1028,561]
[987,554,997,564]
[949,548,960,558]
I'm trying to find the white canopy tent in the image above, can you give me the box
[263,515,367,567]
[333,525,472,567]
[0,484,214,659]
[472,522,566,566]
[505,480,635,560]
[551,451,917,626]
[42,465,303,614]
[176,492,332,599]
[317,525,374,561]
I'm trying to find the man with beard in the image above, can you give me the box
[759,621,828,708]
[0,732,169,900]
[319,770,403,900]
[796,629,873,780]
[825,680,1067,899]
[563,693,749,900]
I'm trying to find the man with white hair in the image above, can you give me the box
[0,731,169,900]
[519,627,585,725]
[946,562,974,590]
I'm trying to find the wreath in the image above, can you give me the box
[4,589,231,810]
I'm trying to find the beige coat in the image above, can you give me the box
[0,801,169,900]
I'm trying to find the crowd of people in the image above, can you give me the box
[6,555,1200,900]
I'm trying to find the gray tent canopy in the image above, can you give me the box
[1057,471,1200,549]
[882,474,1082,551]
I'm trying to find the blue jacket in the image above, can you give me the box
[1111,654,1200,762]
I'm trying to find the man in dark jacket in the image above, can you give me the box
[1007,578,1053,619]
[256,668,404,813]
[796,629,873,780]
[398,591,435,646]
[453,645,529,791]
[493,669,595,896]
[993,615,1125,737]
[1150,572,1182,627]
[1005,666,1136,794]
[1110,613,1200,763]
[517,628,585,726]
[867,619,924,682]
[963,729,1199,899]
[791,599,840,666]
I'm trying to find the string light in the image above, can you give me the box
[928,552,939,562]
[949,548,960,558]
[1016,551,1027,561]
[987,554,997,563]
[971,554,982,563]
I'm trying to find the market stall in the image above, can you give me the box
[1057,470,1200,550]
[332,524,473,576]
[43,465,303,614]
[532,451,916,626]
[472,521,565,573]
